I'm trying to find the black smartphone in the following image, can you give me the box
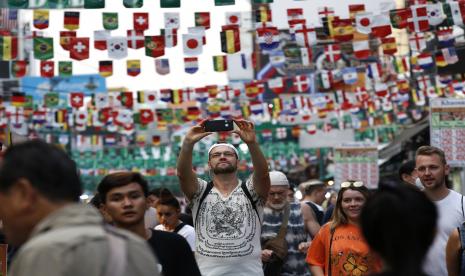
[204,119,234,132]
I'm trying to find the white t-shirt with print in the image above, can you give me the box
[155,222,196,251]
[191,178,265,276]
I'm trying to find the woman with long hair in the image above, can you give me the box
[155,189,196,251]
[306,181,381,276]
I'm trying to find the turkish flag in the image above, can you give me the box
[40,60,54,78]
[133,12,149,31]
[69,37,89,60]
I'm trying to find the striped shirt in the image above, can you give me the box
[262,202,310,276]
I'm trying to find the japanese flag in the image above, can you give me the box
[183,33,203,56]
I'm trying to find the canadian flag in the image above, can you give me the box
[353,40,370,59]
[183,33,203,56]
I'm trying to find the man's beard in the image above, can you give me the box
[212,163,237,174]
[267,201,286,211]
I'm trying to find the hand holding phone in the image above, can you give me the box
[204,120,234,132]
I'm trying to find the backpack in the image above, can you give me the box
[306,201,324,226]
[194,180,260,228]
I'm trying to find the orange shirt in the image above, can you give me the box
[306,223,381,276]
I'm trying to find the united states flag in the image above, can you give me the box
[0,8,18,30]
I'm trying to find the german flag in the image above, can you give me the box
[99,60,113,77]
[11,93,26,107]
[64,11,80,30]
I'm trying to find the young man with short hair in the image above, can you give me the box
[98,171,201,276]
[416,146,463,276]
[0,140,159,276]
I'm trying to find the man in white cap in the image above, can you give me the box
[299,179,327,237]
[261,171,311,276]
[177,119,270,276]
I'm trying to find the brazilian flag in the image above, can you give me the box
[44,92,59,107]
[102,13,118,30]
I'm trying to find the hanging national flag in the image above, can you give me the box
[159,89,172,102]
[371,14,392,38]
[183,33,203,55]
[94,30,110,50]
[393,56,410,74]
[318,70,333,89]
[118,91,134,108]
[40,60,54,77]
[416,52,434,69]
[442,47,459,65]
[127,59,141,77]
[94,92,109,109]
[255,5,272,23]
[164,12,180,29]
[44,92,59,107]
[331,18,354,42]
[409,32,426,53]
[160,0,180,8]
[0,8,18,30]
[102,12,118,30]
[133,12,149,31]
[292,75,310,92]
[60,31,76,51]
[195,12,210,29]
[427,3,445,26]
[287,8,305,27]
[139,109,154,124]
[349,4,365,19]
[11,60,26,77]
[256,25,280,51]
[390,8,411,29]
[213,55,227,72]
[437,28,455,48]
[221,25,241,54]
[10,93,26,107]
[407,5,429,32]
[145,36,165,58]
[353,40,370,59]
[69,37,89,60]
[0,36,17,60]
[443,2,465,27]
[300,47,312,66]
[367,62,383,80]
[137,90,157,105]
[184,57,199,74]
[58,61,72,77]
[292,24,316,47]
[341,67,358,85]
[268,77,285,94]
[127,29,145,49]
[324,44,341,63]
[64,11,80,31]
[33,10,49,29]
[123,0,143,8]
[355,12,373,34]
[33,37,53,60]
[195,87,209,102]
[99,60,112,77]
[225,12,241,26]
[107,36,128,59]
[245,81,264,98]
[85,0,105,8]
[154,58,169,75]
[249,100,264,115]
[54,109,68,124]
[160,28,177,48]
[69,92,84,108]
[381,37,397,55]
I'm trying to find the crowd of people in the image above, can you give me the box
[0,118,463,276]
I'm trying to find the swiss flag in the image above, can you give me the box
[293,75,310,93]
[69,37,89,60]
[133,13,149,31]
[40,60,54,78]
[127,30,145,49]
[407,5,429,32]
[324,44,341,63]
[69,92,84,108]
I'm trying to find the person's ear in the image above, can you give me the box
[8,178,39,213]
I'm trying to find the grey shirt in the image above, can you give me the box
[10,203,160,276]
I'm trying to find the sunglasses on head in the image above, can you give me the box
[340,181,364,188]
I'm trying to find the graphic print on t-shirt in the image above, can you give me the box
[196,185,260,258]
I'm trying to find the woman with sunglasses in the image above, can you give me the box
[155,190,196,252]
[306,181,381,276]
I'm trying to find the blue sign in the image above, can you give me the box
[21,74,107,100]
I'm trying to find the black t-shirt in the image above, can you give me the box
[147,229,201,276]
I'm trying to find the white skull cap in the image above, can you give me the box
[208,143,239,158]
[269,171,289,187]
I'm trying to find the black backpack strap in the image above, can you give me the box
[306,201,324,226]
[462,195,464,219]
[241,181,261,224]
[194,181,214,229]
[174,222,187,233]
